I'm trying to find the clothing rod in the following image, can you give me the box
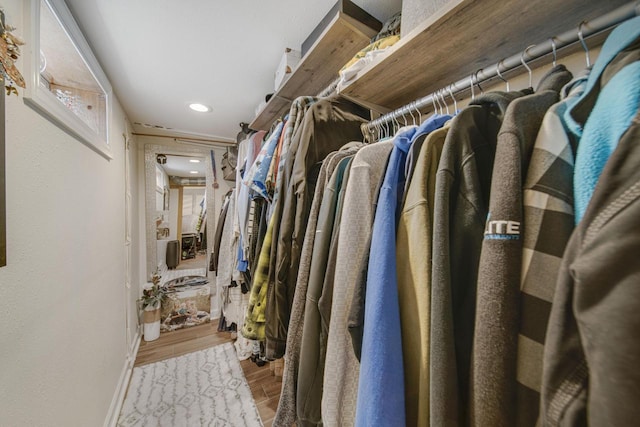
[364,0,640,133]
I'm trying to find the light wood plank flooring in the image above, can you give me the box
[175,252,208,270]
[135,323,282,426]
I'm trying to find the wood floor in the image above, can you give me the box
[174,252,208,270]
[134,322,282,426]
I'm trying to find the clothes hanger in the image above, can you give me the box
[435,90,443,115]
[408,102,417,126]
[415,101,423,124]
[520,45,535,89]
[474,69,485,95]
[382,119,390,140]
[447,84,458,112]
[496,59,510,92]
[432,93,439,114]
[469,73,475,101]
[578,21,592,68]
[400,106,409,127]
[440,90,450,115]
[549,37,558,67]
[393,114,401,134]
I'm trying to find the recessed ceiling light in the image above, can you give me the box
[189,159,201,163]
[190,171,199,174]
[189,103,211,113]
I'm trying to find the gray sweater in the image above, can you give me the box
[322,141,393,427]
[471,65,572,427]
[430,89,529,426]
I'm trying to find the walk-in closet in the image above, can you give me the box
[1,0,639,426]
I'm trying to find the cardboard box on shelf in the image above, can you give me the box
[274,48,301,91]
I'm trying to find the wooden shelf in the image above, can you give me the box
[250,1,381,131]
[339,0,629,112]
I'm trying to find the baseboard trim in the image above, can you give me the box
[104,330,142,427]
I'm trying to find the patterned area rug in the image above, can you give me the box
[160,268,207,285]
[118,343,263,427]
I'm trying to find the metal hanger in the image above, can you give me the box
[578,21,592,67]
[393,114,401,134]
[447,84,458,112]
[469,73,475,100]
[434,90,443,114]
[441,90,450,115]
[550,37,558,67]
[496,59,510,92]
[400,107,409,127]
[382,119,390,139]
[520,45,535,88]
[408,102,417,126]
[474,69,485,94]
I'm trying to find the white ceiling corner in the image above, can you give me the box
[64,0,402,141]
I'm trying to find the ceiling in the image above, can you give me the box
[64,0,402,143]
[160,154,206,178]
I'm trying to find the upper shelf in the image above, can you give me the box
[250,1,381,131]
[338,0,630,112]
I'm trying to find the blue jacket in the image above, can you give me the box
[355,126,416,427]
[565,16,640,223]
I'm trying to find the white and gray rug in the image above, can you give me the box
[118,343,263,427]
[160,268,207,285]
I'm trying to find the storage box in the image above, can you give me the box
[401,0,454,38]
[274,48,301,91]
[301,0,381,57]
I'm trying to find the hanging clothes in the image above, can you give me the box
[297,155,354,426]
[355,126,416,427]
[566,16,640,223]
[216,189,239,327]
[396,115,452,427]
[515,71,588,427]
[322,140,394,427]
[471,64,572,427]
[275,147,360,427]
[210,190,232,273]
[542,109,640,426]
[242,97,321,343]
[430,89,530,427]
[235,131,264,247]
[244,121,285,200]
[541,17,640,425]
[266,96,369,359]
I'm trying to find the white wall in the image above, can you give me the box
[127,134,142,371]
[0,1,140,425]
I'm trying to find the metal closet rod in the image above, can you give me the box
[365,0,640,132]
